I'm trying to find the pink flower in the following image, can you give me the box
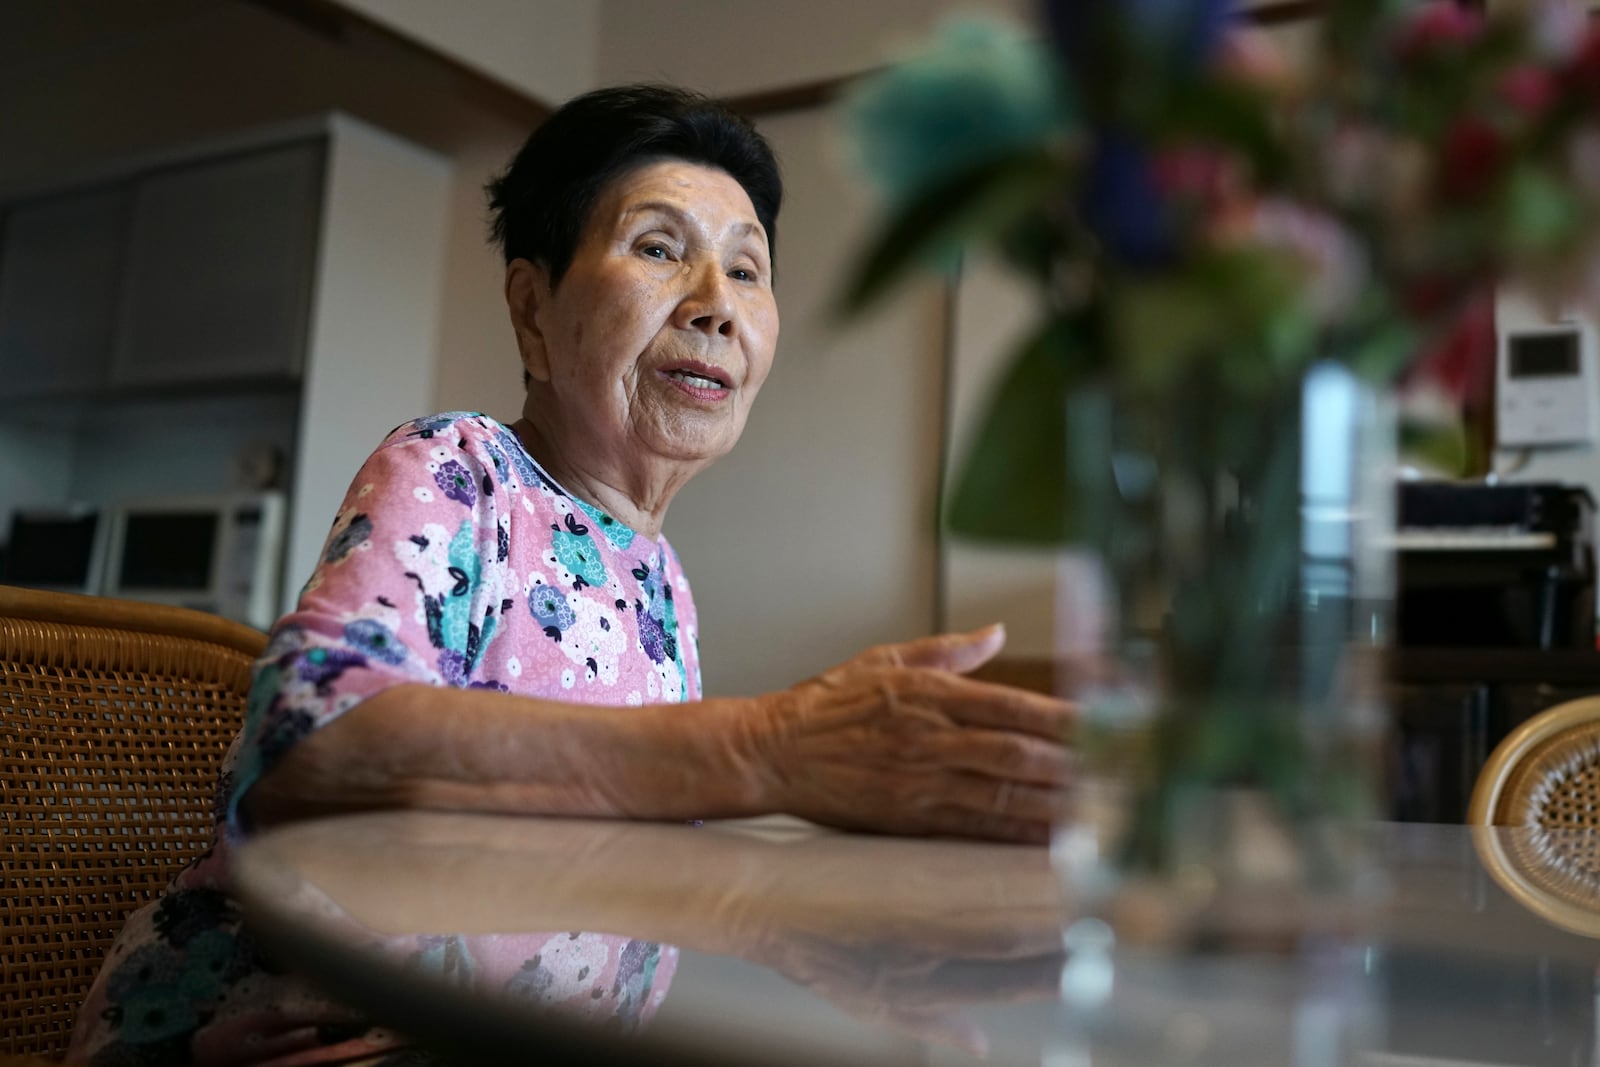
[1531,0,1589,63]
[1214,25,1295,91]
[1151,146,1247,211]
[1498,66,1558,117]
[1393,1,1485,61]
[1324,124,1388,208]
[1401,274,1482,325]
[1219,199,1367,325]
[1403,289,1496,405]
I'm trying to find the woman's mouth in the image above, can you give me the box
[659,363,731,401]
[665,370,726,390]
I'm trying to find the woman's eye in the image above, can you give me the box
[640,243,670,260]
[729,268,753,282]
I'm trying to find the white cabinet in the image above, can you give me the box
[0,186,128,397]
[111,142,322,387]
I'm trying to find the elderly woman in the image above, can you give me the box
[70,85,1072,1065]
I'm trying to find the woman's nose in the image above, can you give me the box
[674,265,736,338]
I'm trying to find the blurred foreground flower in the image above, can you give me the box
[838,1,1600,885]
[842,16,1073,205]
[843,0,1600,509]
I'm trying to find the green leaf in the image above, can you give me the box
[995,208,1068,284]
[839,147,1067,316]
[1503,163,1585,258]
[1207,248,1307,341]
[1110,278,1215,391]
[1399,416,1468,476]
[947,318,1086,544]
[838,15,1076,203]
[1342,316,1420,383]
[1110,249,1314,397]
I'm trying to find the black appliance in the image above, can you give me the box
[1396,482,1596,649]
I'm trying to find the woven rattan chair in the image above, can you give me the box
[1469,696,1600,938]
[0,585,266,1058]
[1470,696,1600,828]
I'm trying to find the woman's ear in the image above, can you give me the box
[505,258,554,384]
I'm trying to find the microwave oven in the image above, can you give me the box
[101,491,286,630]
[1,506,106,594]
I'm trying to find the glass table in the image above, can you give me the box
[232,813,1600,1065]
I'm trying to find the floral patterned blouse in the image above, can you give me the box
[70,413,698,1067]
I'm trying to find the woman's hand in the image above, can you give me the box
[739,625,1074,844]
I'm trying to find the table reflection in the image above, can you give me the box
[1477,824,1600,938]
[234,816,1600,1065]
[236,813,1068,1059]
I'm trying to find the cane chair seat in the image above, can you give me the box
[0,585,266,1058]
[1470,696,1600,830]
[1469,697,1600,938]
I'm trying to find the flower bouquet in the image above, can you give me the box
[841,0,1600,938]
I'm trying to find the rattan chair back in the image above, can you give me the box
[0,585,266,1058]
[1469,696,1600,828]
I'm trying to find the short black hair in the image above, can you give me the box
[486,84,782,285]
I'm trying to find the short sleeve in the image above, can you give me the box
[229,415,516,829]
[657,537,703,702]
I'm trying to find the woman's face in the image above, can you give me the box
[511,160,779,476]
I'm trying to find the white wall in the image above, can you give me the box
[335,0,598,106]
[331,0,1310,108]
[335,0,1030,105]
[287,117,453,605]
[942,257,1069,658]
[596,0,1027,98]
[430,136,528,421]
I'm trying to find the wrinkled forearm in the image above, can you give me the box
[242,627,1075,846]
[244,683,774,826]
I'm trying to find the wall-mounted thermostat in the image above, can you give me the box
[1496,296,1600,448]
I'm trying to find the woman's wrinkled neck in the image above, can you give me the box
[510,412,680,541]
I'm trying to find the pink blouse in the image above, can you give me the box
[71,413,694,1065]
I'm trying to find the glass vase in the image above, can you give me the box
[1052,360,1394,952]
